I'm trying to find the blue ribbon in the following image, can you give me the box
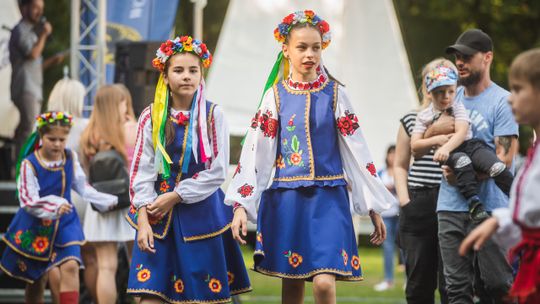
[181,91,198,174]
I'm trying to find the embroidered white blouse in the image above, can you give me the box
[492,142,540,250]
[18,151,118,219]
[129,105,229,209]
[224,82,393,222]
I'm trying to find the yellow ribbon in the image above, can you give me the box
[152,74,173,165]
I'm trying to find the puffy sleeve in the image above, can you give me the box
[71,151,118,212]
[175,105,229,203]
[335,85,394,215]
[18,160,67,219]
[129,107,158,209]
[492,207,521,251]
[224,88,278,222]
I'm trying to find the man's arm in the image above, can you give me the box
[28,22,52,60]
[495,135,518,167]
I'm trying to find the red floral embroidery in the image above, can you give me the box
[259,110,278,138]
[32,236,49,254]
[42,219,52,227]
[366,162,377,177]
[174,112,190,125]
[174,279,184,293]
[14,230,23,245]
[192,173,199,180]
[129,205,137,214]
[351,256,361,270]
[336,110,360,136]
[238,183,254,198]
[159,180,170,193]
[227,272,235,285]
[209,278,222,293]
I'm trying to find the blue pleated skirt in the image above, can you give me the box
[127,206,251,303]
[0,210,84,283]
[254,185,363,281]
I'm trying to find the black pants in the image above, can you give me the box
[438,212,513,304]
[398,186,448,304]
[446,139,513,201]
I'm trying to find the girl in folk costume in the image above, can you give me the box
[226,10,393,303]
[126,36,251,303]
[460,49,540,304]
[0,111,117,304]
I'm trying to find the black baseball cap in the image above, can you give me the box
[446,29,493,56]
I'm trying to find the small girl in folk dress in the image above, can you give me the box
[225,10,393,303]
[0,111,117,304]
[126,36,251,303]
[460,49,540,304]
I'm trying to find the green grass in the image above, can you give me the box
[237,247,408,304]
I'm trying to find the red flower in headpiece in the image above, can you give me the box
[200,43,208,54]
[180,36,188,43]
[283,13,294,24]
[319,20,330,33]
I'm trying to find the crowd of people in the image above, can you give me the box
[1,1,540,304]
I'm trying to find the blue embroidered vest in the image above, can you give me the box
[4,150,76,261]
[127,101,232,241]
[271,80,347,189]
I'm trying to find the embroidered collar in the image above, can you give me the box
[169,108,190,125]
[286,73,328,91]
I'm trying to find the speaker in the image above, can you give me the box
[114,41,162,117]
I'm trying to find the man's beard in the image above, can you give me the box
[458,69,482,87]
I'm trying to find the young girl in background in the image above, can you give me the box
[126,35,251,303]
[0,111,117,304]
[226,10,393,303]
[79,85,136,304]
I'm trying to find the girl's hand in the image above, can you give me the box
[137,207,156,254]
[231,207,248,245]
[434,134,453,147]
[434,147,450,163]
[459,217,499,256]
[369,210,386,245]
[57,203,72,216]
[147,192,181,219]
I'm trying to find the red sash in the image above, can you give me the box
[509,228,540,303]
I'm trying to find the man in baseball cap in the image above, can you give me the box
[432,28,518,304]
[446,28,493,55]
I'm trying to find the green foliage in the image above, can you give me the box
[394,0,540,92]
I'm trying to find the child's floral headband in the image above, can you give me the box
[274,10,331,49]
[36,111,73,129]
[425,65,458,92]
[152,35,212,72]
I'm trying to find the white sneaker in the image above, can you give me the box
[374,281,394,292]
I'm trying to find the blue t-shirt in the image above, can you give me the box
[437,82,518,212]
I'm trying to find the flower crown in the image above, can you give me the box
[274,10,331,49]
[152,36,212,72]
[425,65,458,92]
[36,111,73,129]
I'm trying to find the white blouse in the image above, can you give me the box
[224,84,393,222]
[493,143,540,250]
[18,151,118,219]
[129,105,230,209]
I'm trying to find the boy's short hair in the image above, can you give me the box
[509,48,540,90]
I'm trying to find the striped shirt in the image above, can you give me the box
[400,111,442,188]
